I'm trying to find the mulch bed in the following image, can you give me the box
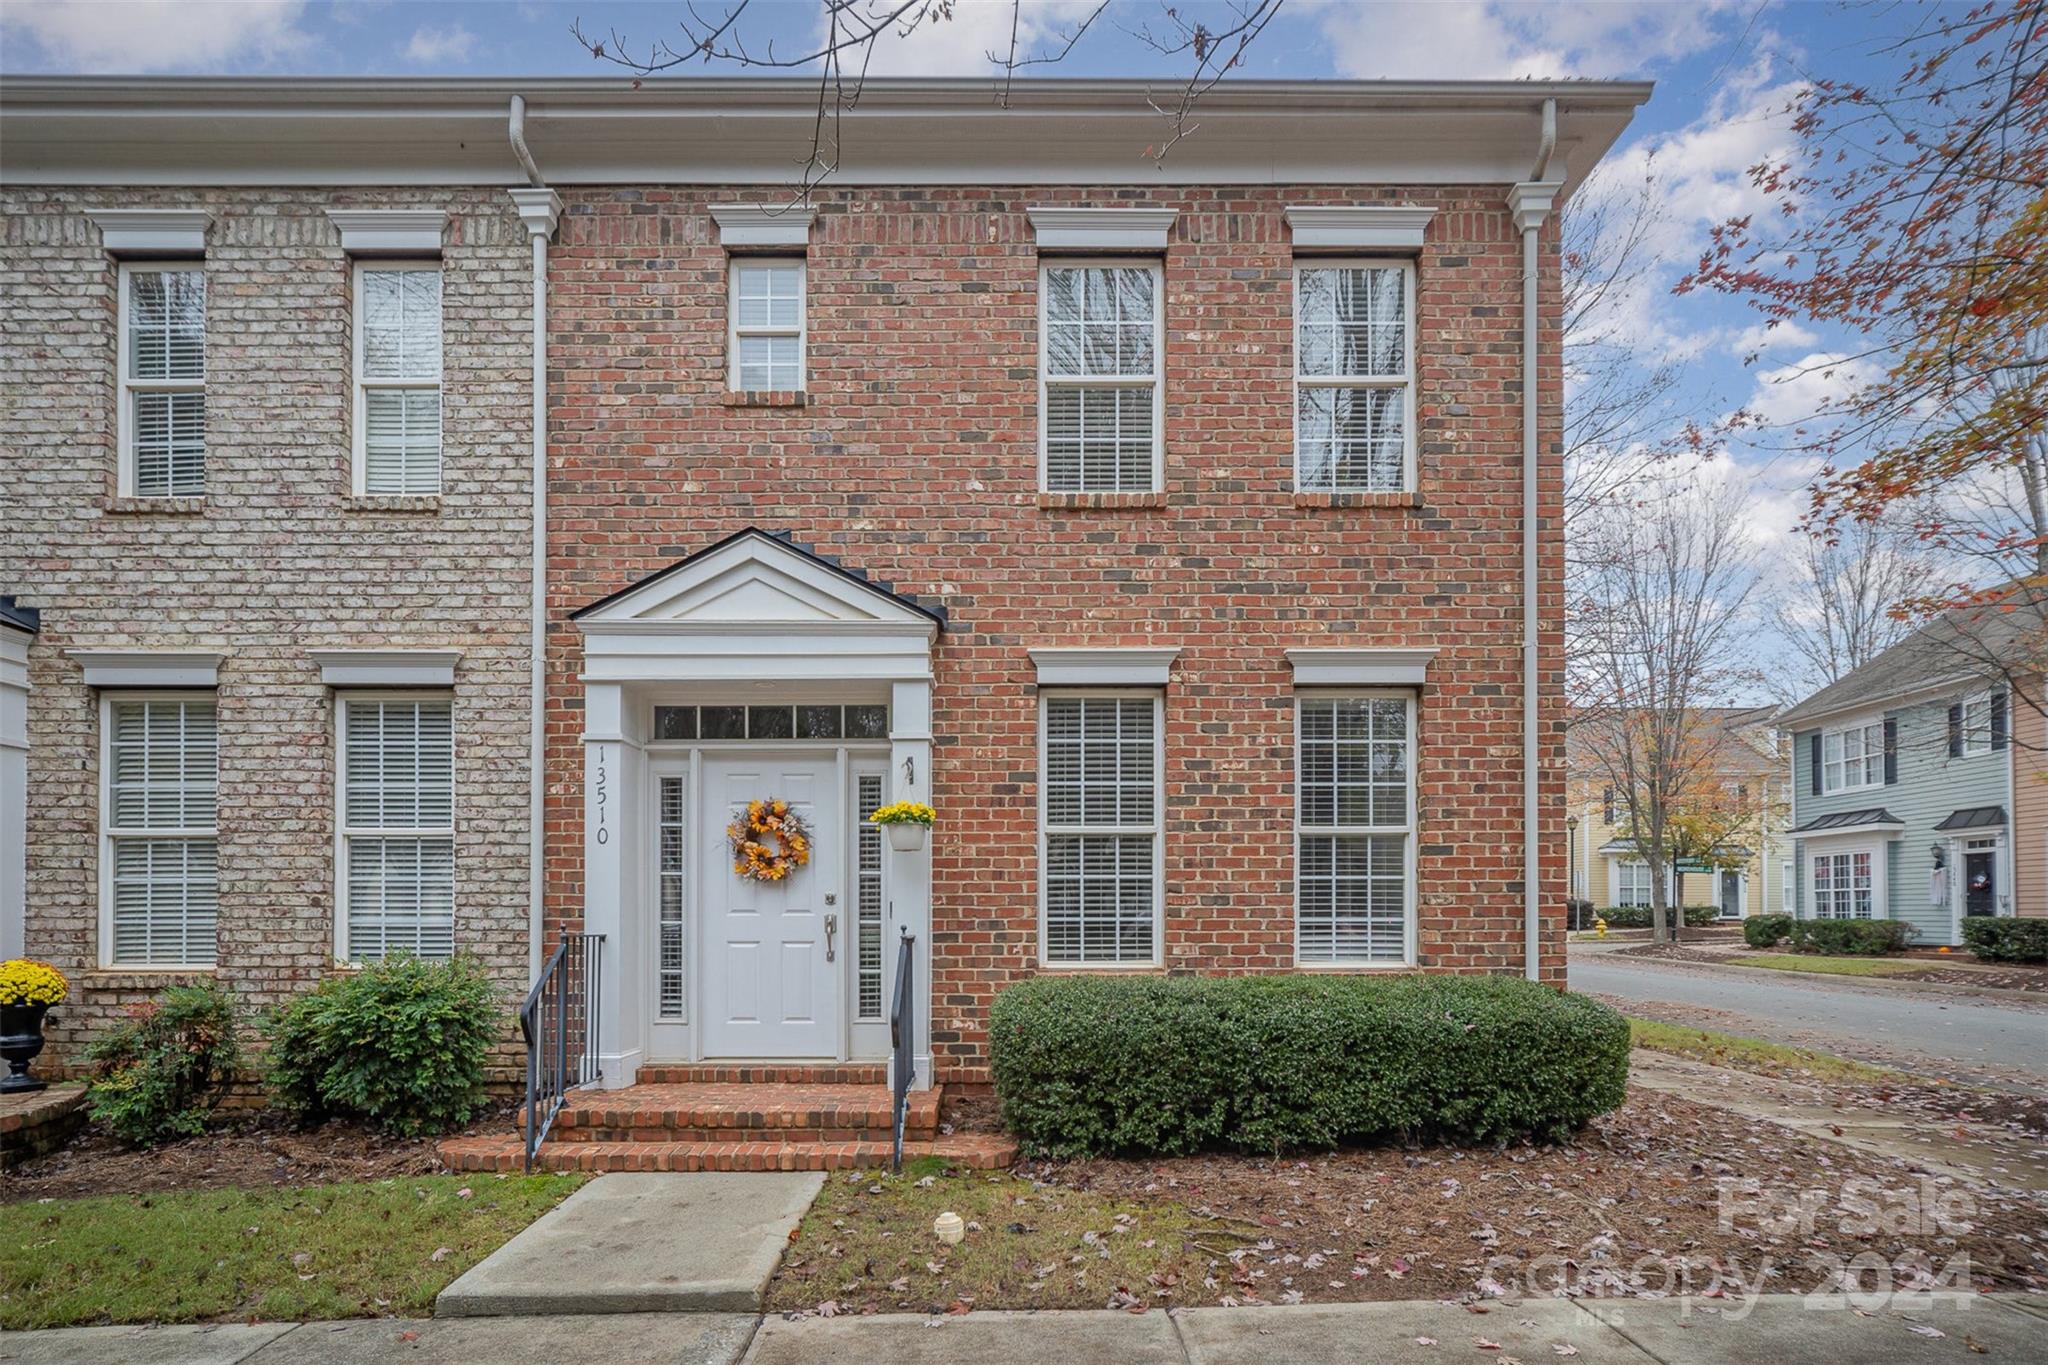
[0,1103,523,1204]
[1029,1086,2047,1301]
[1611,941,2048,992]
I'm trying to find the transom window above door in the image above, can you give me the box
[652,702,888,742]
[1040,263,1163,494]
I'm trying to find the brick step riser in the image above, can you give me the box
[442,1146,1014,1174]
[546,1124,937,1145]
[635,1066,890,1086]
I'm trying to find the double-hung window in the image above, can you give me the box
[1821,720,1885,792]
[118,263,207,497]
[1614,861,1655,908]
[1295,262,1413,492]
[1296,694,1414,964]
[1961,691,1996,756]
[1040,263,1162,493]
[729,260,805,391]
[103,696,217,966]
[339,696,454,960]
[1810,850,1873,919]
[353,263,443,495]
[1041,693,1161,964]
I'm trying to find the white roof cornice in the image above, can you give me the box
[0,77,1651,194]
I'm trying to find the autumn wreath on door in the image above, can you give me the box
[728,797,814,883]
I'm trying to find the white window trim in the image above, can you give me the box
[98,691,217,970]
[1292,258,1417,494]
[334,691,456,963]
[116,260,206,499]
[1293,690,1418,969]
[727,257,807,393]
[1805,842,1883,920]
[1037,258,1166,494]
[1608,856,1666,909]
[1780,859,1794,914]
[1821,718,1887,794]
[350,260,444,496]
[1960,689,1996,757]
[1284,205,1435,251]
[1037,689,1165,969]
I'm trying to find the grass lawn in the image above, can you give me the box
[1736,953,1924,978]
[768,1156,1216,1314]
[0,1173,583,1330]
[1625,1016,1907,1082]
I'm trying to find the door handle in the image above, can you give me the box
[824,913,838,962]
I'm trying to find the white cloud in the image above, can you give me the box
[1729,320,1819,358]
[819,0,1107,78]
[1743,352,1878,432]
[403,22,474,66]
[0,0,309,72]
[1308,0,1737,80]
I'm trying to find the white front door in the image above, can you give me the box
[701,756,841,1058]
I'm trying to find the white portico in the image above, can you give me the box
[570,529,938,1091]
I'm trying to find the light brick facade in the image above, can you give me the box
[0,189,535,1061]
[544,184,1567,1083]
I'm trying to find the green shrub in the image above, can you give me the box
[265,954,502,1137]
[1596,904,1719,929]
[1744,914,1794,949]
[1961,918,2048,964]
[988,974,1629,1160]
[1789,918,1913,956]
[84,981,240,1146]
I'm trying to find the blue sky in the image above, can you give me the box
[0,0,1937,690]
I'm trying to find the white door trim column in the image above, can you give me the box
[582,680,647,1087]
[890,677,934,1091]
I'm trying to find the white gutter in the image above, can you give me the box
[508,94,561,983]
[1510,100,1562,981]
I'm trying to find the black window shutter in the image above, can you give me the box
[1602,786,1614,824]
[1809,733,1823,794]
[1883,717,1898,784]
[1948,704,1963,757]
[1991,691,2009,751]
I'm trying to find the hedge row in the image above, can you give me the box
[1963,918,2048,964]
[1744,915,1913,955]
[988,974,1630,1160]
[1592,905,1723,930]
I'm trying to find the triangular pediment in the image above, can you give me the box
[571,529,945,630]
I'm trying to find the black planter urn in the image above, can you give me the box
[0,1004,51,1094]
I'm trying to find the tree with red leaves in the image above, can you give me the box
[1680,1,2048,612]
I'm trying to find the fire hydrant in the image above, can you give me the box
[1594,916,1608,940]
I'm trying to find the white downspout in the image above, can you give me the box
[1511,100,1562,981]
[509,95,561,983]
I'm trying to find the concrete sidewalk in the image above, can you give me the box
[5,1295,2043,1364]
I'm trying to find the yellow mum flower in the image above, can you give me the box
[0,959,68,1008]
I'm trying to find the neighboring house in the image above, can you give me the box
[1778,603,2048,943]
[1564,707,1792,920]
[0,78,1647,1102]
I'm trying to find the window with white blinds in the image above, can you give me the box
[856,773,885,1018]
[658,776,687,1020]
[729,260,805,391]
[104,697,218,966]
[1041,264,1162,493]
[340,696,454,960]
[1295,264,1414,493]
[353,264,443,495]
[1042,694,1160,964]
[1296,695,1413,965]
[119,264,207,497]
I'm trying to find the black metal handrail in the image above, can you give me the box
[889,930,916,1172]
[521,931,604,1173]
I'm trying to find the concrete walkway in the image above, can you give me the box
[435,1171,825,1316]
[5,1296,2043,1364]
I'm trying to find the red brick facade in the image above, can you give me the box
[543,184,1565,1083]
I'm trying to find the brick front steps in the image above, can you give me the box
[440,1079,1018,1174]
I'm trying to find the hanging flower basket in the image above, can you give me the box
[872,801,934,852]
[0,959,68,1095]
